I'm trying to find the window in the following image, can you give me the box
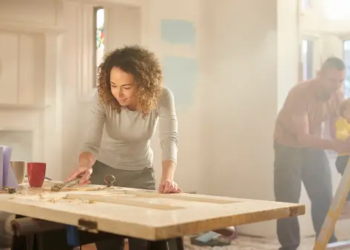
[93,7,105,87]
[324,0,350,20]
[301,39,314,81]
[343,40,350,98]
[301,0,311,12]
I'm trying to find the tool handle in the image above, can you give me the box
[51,176,82,191]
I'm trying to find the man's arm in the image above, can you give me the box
[293,114,335,150]
[290,89,335,150]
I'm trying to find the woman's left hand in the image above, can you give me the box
[158,179,182,193]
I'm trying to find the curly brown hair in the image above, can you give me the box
[97,45,163,116]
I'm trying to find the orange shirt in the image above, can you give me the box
[274,80,343,147]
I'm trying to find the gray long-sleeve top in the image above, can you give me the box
[80,87,178,170]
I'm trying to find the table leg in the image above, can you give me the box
[175,238,184,250]
[148,237,184,250]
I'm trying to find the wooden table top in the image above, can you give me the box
[0,181,305,240]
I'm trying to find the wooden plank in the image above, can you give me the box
[314,159,350,250]
[0,181,305,241]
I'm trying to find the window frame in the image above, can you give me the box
[340,35,350,98]
[300,0,313,14]
[299,33,321,82]
[93,6,105,89]
[300,39,314,81]
[76,4,108,102]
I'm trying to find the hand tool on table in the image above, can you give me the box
[51,173,116,192]
[2,186,17,194]
[51,175,83,192]
[104,174,116,187]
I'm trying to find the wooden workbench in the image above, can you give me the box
[0,181,305,241]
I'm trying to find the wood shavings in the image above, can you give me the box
[91,187,106,191]
[78,186,106,192]
[47,198,60,203]
[16,188,47,197]
[61,195,97,205]
[35,195,96,205]
[56,186,106,192]
[83,200,96,204]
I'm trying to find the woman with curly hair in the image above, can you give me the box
[66,45,181,249]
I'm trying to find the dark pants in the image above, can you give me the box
[335,155,350,201]
[273,143,337,250]
[90,161,156,250]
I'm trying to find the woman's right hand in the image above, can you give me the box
[65,153,94,184]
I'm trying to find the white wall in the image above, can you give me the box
[197,0,300,237]
[132,0,203,193]
[200,0,277,236]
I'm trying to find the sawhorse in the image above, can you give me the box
[314,158,350,249]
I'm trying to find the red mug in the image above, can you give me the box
[27,162,46,187]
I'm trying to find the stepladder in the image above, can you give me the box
[314,157,350,250]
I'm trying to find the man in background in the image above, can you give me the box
[273,57,350,250]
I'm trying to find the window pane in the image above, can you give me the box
[301,39,313,81]
[324,0,350,20]
[301,0,311,11]
[94,7,105,87]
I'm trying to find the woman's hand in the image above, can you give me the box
[158,179,182,193]
[65,153,94,184]
[159,160,181,193]
[66,164,92,185]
